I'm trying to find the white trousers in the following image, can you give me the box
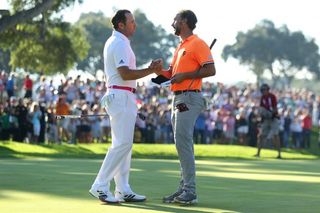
[92,89,137,193]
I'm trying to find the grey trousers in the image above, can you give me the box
[171,92,206,194]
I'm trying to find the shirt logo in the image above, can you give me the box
[119,59,125,64]
[178,49,186,58]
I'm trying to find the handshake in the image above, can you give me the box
[148,58,163,75]
[148,58,171,86]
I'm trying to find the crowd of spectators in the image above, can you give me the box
[0,71,319,149]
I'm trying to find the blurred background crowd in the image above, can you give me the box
[0,71,319,149]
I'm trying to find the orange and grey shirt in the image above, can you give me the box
[164,34,214,92]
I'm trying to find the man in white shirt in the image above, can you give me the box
[89,9,162,204]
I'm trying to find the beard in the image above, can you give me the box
[173,26,181,36]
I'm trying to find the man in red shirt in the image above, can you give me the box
[301,109,312,148]
[255,84,282,159]
[24,74,33,99]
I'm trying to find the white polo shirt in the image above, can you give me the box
[103,30,136,88]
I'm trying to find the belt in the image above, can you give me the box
[108,85,136,93]
[173,90,200,95]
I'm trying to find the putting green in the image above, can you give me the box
[1,158,319,213]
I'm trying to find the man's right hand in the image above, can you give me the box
[149,59,163,74]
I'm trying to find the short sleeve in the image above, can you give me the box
[113,42,130,68]
[193,40,214,66]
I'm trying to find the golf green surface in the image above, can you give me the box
[1,158,319,213]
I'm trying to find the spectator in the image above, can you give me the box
[100,110,111,143]
[38,103,47,143]
[145,112,156,143]
[282,108,292,148]
[194,112,206,144]
[0,71,7,102]
[90,104,102,143]
[236,109,248,145]
[213,109,224,142]
[247,106,259,147]
[55,96,70,143]
[6,74,15,98]
[0,106,10,140]
[222,110,235,144]
[8,96,19,141]
[301,109,312,149]
[46,104,59,144]
[65,80,79,104]
[24,74,33,99]
[85,86,96,107]
[136,112,147,143]
[204,110,215,144]
[14,98,29,142]
[30,102,42,144]
[77,104,92,143]
[290,109,303,148]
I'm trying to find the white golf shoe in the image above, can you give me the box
[89,188,119,204]
[115,190,146,202]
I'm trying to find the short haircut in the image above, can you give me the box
[111,9,132,30]
[178,10,197,30]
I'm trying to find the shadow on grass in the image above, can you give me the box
[0,146,19,158]
[1,146,318,160]
[0,144,105,159]
[109,202,235,213]
[1,140,319,160]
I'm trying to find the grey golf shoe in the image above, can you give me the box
[173,190,198,204]
[162,190,183,203]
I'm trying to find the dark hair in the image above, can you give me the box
[111,9,131,30]
[260,83,270,92]
[178,10,197,30]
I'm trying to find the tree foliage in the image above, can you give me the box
[75,12,112,73]
[0,0,84,33]
[131,10,179,68]
[0,49,11,71]
[0,0,89,74]
[1,2,178,75]
[222,20,320,85]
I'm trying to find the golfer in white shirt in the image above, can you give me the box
[89,9,162,203]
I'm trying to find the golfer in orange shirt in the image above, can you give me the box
[159,10,216,204]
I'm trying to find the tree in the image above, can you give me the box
[222,20,320,86]
[0,0,89,74]
[0,49,11,71]
[75,12,112,73]
[7,22,88,74]
[278,28,320,82]
[131,10,179,68]
[0,0,82,33]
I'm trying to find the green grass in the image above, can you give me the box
[0,158,320,213]
[0,141,319,160]
[1,142,319,212]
